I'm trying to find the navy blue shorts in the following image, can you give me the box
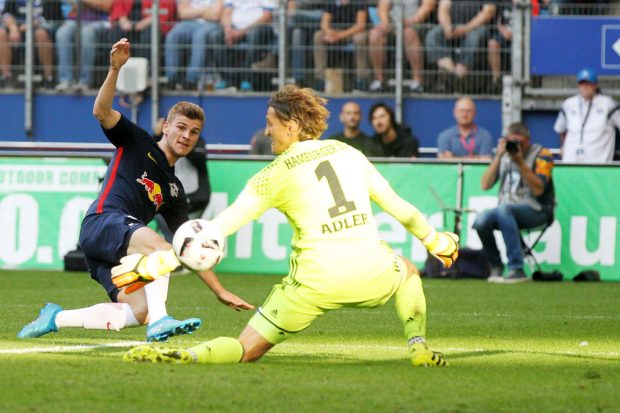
[79,212,145,302]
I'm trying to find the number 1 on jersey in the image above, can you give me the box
[315,160,357,218]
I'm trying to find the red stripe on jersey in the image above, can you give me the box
[96,147,124,213]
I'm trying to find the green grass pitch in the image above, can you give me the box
[1,270,619,413]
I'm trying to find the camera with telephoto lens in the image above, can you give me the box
[505,139,519,154]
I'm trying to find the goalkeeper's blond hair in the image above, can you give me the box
[268,85,329,141]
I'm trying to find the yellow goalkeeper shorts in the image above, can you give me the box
[248,254,406,345]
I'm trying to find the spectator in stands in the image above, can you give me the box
[425,0,496,88]
[215,0,277,92]
[0,0,9,86]
[0,4,16,87]
[288,0,325,86]
[473,122,555,283]
[547,0,607,16]
[55,0,112,93]
[553,68,620,163]
[249,128,273,155]
[487,0,512,93]
[0,11,7,87]
[369,102,419,157]
[164,0,223,90]
[1,0,62,88]
[436,97,493,159]
[327,101,382,157]
[106,0,176,62]
[368,0,436,93]
[313,0,369,92]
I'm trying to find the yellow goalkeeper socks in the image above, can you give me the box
[395,273,427,340]
[187,337,244,364]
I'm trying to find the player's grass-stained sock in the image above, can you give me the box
[187,337,244,364]
[394,273,427,343]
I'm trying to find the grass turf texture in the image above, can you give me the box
[1,271,619,413]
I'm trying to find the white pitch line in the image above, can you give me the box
[0,341,145,355]
[433,311,620,321]
[275,343,620,358]
[1,342,618,358]
[335,308,620,320]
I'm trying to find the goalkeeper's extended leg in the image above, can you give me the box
[125,325,275,363]
[124,337,243,364]
[394,257,448,367]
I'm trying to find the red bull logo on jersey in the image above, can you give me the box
[136,172,164,210]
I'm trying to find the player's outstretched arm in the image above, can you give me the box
[196,269,255,311]
[93,38,130,130]
[368,165,459,268]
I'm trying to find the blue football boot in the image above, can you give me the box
[17,303,63,339]
[146,316,202,342]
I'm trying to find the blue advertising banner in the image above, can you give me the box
[531,16,620,75]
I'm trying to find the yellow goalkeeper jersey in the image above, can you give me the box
[213,139,433,296]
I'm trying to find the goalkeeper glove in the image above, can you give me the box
[422,230,459,269]
[111,249,180,294]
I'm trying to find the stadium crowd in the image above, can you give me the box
[0,0,615,93]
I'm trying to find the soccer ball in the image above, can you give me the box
[172,219,225,271]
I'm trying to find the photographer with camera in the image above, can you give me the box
[472,122,555,283]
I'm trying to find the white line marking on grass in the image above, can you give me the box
[433,311,620,321]
[337,308,620,320]
[443,347,619,357]
[0,341,145,355]
[276,344,619,358]
[3,342,618,359]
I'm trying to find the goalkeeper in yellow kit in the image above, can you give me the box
[124,85,459,367]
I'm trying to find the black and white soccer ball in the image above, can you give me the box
[172,219,225,271]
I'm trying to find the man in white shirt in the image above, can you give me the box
[554,68,620,163]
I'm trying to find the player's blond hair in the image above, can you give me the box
[268,85,329,141]
[167,101,205,124]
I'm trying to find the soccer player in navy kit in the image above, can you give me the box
[17,38,254,342]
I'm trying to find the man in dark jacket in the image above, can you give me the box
[369,102,420,157]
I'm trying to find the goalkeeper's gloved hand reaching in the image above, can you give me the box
[422,230,460,269]
[111,249,181,294]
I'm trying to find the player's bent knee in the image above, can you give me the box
[399,255,420,278]
[238,325,274,362]
[117,292,148,324]
[127,227,172,256]
[240,345,270,363]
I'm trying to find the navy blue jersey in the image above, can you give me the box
[85,115,189,232]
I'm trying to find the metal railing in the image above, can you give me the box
[1,0,618,135]
[1,0,512,94]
